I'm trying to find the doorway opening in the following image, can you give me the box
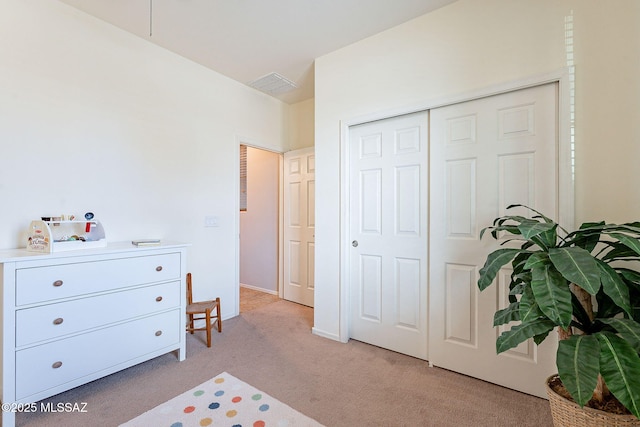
[239,145,282,313]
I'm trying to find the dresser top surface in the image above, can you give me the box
[0,241,190,263]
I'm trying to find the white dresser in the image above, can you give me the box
[0,242,188,427]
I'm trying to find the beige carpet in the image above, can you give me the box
[240,286,279,313]
[17,300,553,426]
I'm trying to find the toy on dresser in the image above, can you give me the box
[27,212,106,253]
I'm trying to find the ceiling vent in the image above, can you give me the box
[248,72,297,95]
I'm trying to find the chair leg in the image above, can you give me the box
[188,313,194,334]
[205,308,212,348]
[216,297,222,332]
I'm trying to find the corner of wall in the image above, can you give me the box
[288,98,315,151]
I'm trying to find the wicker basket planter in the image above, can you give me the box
[546,375,640,427]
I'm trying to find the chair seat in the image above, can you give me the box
[186,300,219,314]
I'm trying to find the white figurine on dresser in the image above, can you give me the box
[0,241,189,427]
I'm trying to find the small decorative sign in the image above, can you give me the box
[27,220,52,253]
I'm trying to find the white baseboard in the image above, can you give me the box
[240,283,278,296]
[311,327,343,342]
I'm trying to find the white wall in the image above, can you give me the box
[239,147,280,293]
[0,0,290,319]
[313,0,640,338]
[288,98,315,150]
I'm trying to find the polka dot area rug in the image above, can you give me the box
[119,372,323,427]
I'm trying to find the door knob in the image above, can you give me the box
[352,240,358,247]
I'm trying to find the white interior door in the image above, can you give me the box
[429,83,559,398]
[283,147,315,307]
[349,111,428,360]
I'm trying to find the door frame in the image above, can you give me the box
[338,68,575,344]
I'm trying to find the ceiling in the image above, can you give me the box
[57,0,458,104]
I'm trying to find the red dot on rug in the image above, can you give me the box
[232,396,242,403]
[253,421,266,427]
[184,406,196,414]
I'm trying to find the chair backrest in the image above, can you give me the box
[186,272,194,305]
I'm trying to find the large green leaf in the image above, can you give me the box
[595,289,624,320]
[509,282,526,296]
[564,221,604,253]
[523,251,550,270]
[512,251,532,272]
[608,232,640,257]
[517,221,557,249]
[570,292,592,332]
[604,224,640,235]
[619,268,640,285]
[493,302,520,326]
[538,227,559,251]
[494,214,531,226]
[516,219,541,235]
[519,286,543,323]
[597,332,640,419]
[556,335,600,407]
[530,263,573,329]
[481,214,532,240]
[480,224,520,240]
[597,260,632,317]
[496,319,556,353]
[599,318,640,353]
[549,247,601,295]
[512,270,532,287]
[602,242,640,261]
[533,329,553,346]
[505,204,554,223]
[478,248,519,291]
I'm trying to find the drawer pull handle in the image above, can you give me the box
[155,330,163,337]
[53,318,64,325]
[156,266,163,272]
[155,296,163,302]
[52,361,63,369]
[53,280,63,287]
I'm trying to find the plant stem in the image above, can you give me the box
[557,327,572,340]
[593,375,610,402]
[572,284,594,321]
[570,284,607,404]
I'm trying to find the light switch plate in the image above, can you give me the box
[204,216,219,227]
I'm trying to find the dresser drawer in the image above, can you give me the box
[16,252,181,305]
[16,309,180,400]
[16,280,181,347]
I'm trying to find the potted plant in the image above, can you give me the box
[477,205,640,425]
